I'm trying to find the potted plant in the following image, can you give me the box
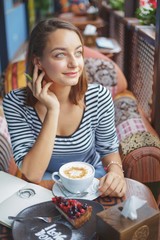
[34,0,50,20]
[108,0,125,11]
[135,0,157,25]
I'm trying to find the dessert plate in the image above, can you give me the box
[52,178,100,200]
[12,200,104,240]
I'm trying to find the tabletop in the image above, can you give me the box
[58,12,105,31]
[0,178,159,240]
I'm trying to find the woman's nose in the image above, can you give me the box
[67,56,78,68]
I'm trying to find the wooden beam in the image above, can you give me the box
[124,0,139,17]
[0,0,8,72]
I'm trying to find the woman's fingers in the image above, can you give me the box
[27,81,33,91]
[30,65,44,95]
[108,177,126,197]
[27,65,59,110]
[99,173,126,197]
[33,72,45,97]
[41,82,53,94]
[32,64,39,83]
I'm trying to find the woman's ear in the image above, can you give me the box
[32,57,43,70]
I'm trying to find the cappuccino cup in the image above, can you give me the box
[52,162,95,194]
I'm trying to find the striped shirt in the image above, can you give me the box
[3,83,119,173]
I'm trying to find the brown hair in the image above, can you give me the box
[26,18,88,106]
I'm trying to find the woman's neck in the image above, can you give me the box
[49,84,71,104]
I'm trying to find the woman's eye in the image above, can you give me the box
[75,51,82,57]
[55,53,65,58]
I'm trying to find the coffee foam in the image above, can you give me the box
[61,164,93,179]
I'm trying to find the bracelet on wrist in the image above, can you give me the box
[104,161,124,173]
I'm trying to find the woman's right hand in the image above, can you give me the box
[27,65,60,111]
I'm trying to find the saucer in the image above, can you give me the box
[52,178,100,200]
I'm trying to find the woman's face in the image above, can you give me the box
[38,29,84,87]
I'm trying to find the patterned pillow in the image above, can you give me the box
[114,93,147,142]
[84,58,117,98]
[120,131,160,157]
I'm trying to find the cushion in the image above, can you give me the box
[4,60,26,94]
[0,117,11,144]
[114,91,160,183]
[84,58,117,97]
[0,133,15,173]
[114,91,147,141]
[84,46,128,96]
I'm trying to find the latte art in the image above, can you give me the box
[62,166,92,179]
[52,162,95,193]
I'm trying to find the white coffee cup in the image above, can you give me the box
[52,162,95,194]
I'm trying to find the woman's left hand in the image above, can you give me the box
[98,172,127,197]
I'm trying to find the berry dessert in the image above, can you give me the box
[52,196,92,228]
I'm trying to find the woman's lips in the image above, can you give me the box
[63,72,78,77]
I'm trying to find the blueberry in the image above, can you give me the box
[82,203,88,209]
[68,210,74,217]
[64,201,69,206]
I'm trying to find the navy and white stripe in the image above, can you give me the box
[3,83,119,172]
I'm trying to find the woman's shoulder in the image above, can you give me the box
[3,88,27,108]
[87,83,111,97]
[3,88,27,106]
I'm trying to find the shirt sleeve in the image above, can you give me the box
[2,90,36,166]
[95,85,119,158]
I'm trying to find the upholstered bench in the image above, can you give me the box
[83,47,160,185]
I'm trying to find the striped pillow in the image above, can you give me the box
[4,60,26,94]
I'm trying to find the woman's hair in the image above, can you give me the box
[26,18,88,106]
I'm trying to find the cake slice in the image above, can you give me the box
[52,196,92,228]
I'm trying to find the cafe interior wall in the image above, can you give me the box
[3,0,28,63]
[0,0,56,75]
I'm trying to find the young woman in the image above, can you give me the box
[3,18,126,197]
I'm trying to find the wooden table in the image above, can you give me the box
[0,178,159,239]
[89,38,122,61]
[58,12,105,32]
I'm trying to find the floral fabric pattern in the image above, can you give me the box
[114,97,140,126]
[84,58,117,97]
[120,131,160,156]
